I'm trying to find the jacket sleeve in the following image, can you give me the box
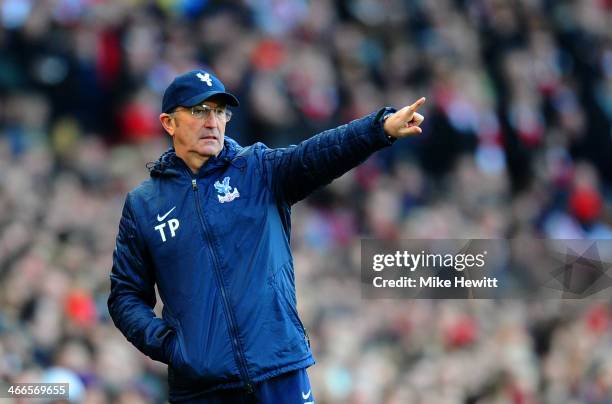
[107,194,174,364]
[258,108,395,205]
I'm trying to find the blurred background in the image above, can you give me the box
[1,0,612,403]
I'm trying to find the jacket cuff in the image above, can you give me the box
[373,107,398,146]
[160,326,177,365]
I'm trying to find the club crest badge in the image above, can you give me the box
[214,177,240,203]
[196,72,212,86]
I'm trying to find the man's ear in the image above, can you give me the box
[159,113,175,136]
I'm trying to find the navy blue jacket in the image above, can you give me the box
[108,109,394,401]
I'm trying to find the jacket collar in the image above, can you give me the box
[148,137,243,178]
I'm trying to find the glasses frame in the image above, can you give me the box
[172,104,232,122]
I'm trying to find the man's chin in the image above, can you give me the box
[194,145,221,158]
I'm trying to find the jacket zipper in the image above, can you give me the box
[190,177,254,394]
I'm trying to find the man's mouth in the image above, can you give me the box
[199,135,217,141]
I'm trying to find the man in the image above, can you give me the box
[108,69,425,403]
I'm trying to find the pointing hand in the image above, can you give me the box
[384,97,426,138]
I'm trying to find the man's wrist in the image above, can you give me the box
[381,110,395,140]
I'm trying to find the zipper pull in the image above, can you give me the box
[192,179,197,190]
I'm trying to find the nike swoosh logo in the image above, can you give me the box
[157,206,176,221]
[302,390,312,400]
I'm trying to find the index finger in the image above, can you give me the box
[407,97,426,113]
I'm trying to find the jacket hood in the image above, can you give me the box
[148,137,244,177]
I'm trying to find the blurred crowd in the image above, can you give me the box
[1,0,612,403]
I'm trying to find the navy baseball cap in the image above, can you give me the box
[161,69,239,113]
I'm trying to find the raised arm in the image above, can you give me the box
[107,195,174,364]
[259,98,426,206]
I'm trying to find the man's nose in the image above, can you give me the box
[203,112,218,127]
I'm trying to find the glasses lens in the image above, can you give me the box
[190,106,206,119]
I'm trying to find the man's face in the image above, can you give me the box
[169,99,227,159]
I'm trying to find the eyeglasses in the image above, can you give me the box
[174,105,232,122]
